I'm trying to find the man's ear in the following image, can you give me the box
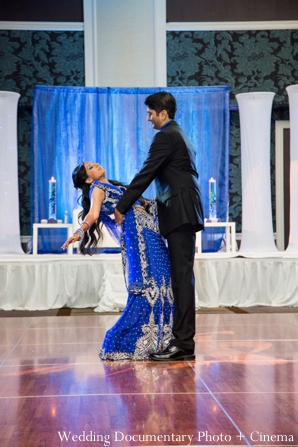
[161,109,169,120]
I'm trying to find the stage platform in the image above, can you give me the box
[1,251,298,311]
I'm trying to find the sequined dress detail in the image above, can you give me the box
[92,181,174,360]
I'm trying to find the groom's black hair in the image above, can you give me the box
[145,91,177,119]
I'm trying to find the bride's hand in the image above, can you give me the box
[61,233,80,250]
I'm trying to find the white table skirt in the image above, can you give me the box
[1,253,298,311]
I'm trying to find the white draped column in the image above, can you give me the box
[0,91,23,254]
[236,92,277,254]
[285,85,298,252]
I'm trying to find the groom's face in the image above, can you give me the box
[147,108,164,130]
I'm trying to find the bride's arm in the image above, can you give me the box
[61,187,105,249]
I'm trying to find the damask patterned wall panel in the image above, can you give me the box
[0,30,84,235]
[0,28,295,235]
[167,29,296,231]
[167,30,298,103]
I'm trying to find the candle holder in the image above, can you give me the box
[209,177,217,221]
[48,177,57,221]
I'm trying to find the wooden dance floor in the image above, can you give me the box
[0,312,298,446]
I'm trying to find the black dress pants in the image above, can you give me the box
[165,223,197,352]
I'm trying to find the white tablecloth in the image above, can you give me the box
[1,253,298,311]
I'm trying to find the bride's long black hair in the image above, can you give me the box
[72,163,125,255]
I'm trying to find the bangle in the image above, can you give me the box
[81,221,90,230]
[74,228,84,240]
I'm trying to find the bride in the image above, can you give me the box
[62,161,174,360]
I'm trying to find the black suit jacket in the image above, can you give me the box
[116,120,204,236]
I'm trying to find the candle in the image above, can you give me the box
[209,177,217,220]
[49,177,57,220]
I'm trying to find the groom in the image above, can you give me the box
[114,91,204,361]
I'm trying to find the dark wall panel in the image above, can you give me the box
[0,30,85,235]
[2,0,297,25]
[167,29,294,231]
[0,0,83,22]
[167,0,298,22]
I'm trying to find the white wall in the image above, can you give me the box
[83,0,167,87]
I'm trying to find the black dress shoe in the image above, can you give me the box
[149,346,195,361]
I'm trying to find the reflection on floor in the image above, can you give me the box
[0,313,297,446]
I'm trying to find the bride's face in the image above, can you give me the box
[84,162,106,182]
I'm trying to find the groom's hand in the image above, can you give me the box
[114,208,124,224]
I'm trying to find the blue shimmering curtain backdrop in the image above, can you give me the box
[31,85,229,253]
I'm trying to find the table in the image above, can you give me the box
[33,223,73,255]
[196,222,236,253]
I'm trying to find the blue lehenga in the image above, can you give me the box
[91,181,174,360]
